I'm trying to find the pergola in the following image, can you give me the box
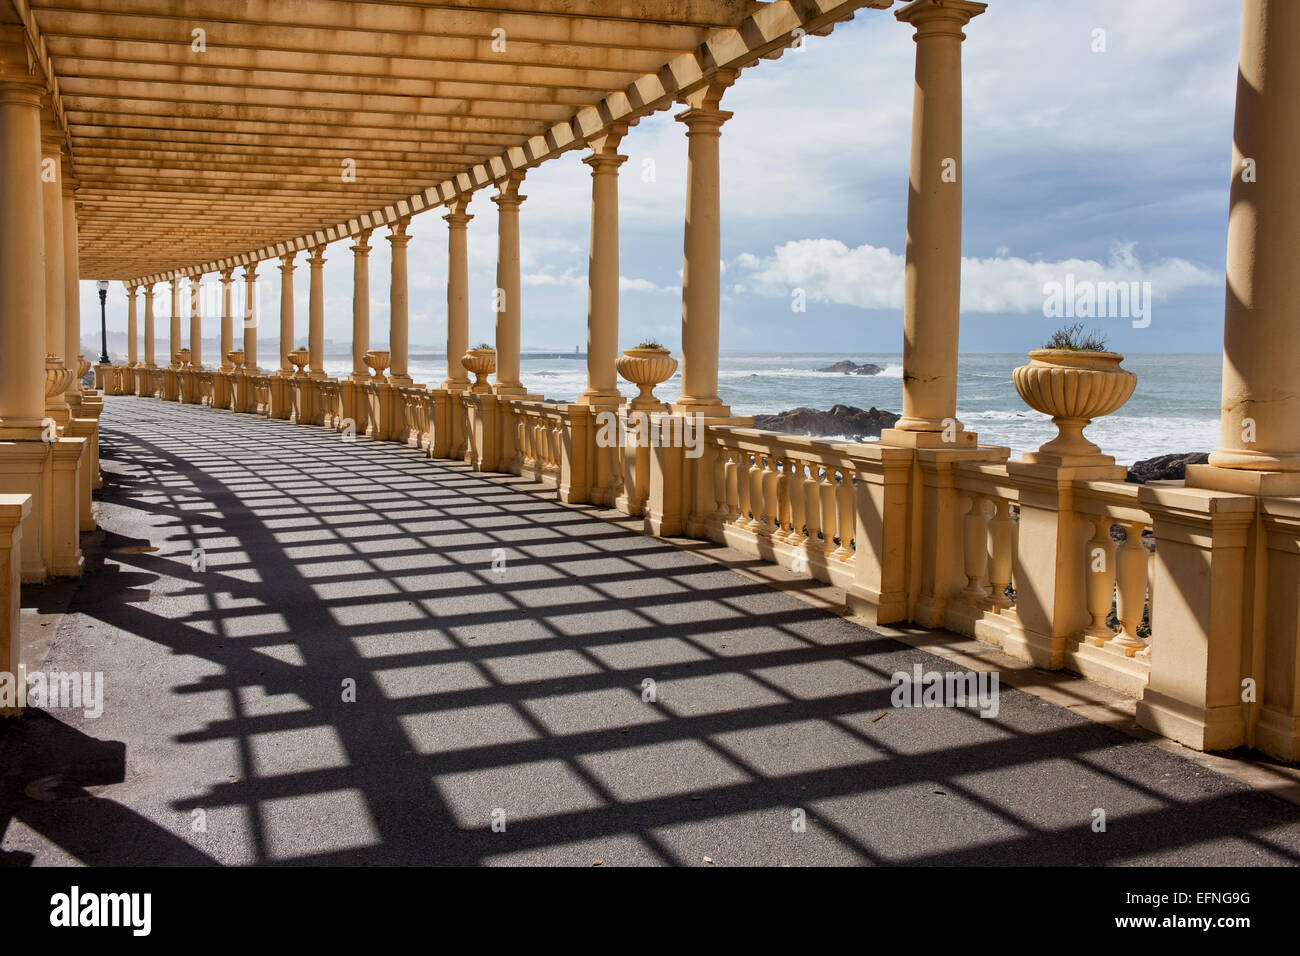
[3,0,1300,765]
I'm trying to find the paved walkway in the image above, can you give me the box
[3,399,1300,866]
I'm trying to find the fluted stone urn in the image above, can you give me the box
[77,355,91,378]
[176,348,192,367]
[1012,349,1136,465]
[226,350,245,371]
[363,349,391,379]
[461,347,496,393]
[616,346,678,410]
[44,354,74,398]
[287,348,310,375]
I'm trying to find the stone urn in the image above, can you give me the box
[616,346,678,409]
[176,348,192,367]
[227,350,245,371]
[1012,349,1136,465]
[77,355,91,378]
[461,347,496,393]
[363,349,391,379]
[287,348,310,376]
[44,354,74,398]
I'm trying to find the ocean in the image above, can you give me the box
[318,351,1223,467]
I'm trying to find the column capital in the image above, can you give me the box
[351,229,373,255]
[674,106,733,133]
[896,0,986,37]
[308,246,327,267]
[492,169,526,208]
[387,217,411,246]
[677,68,738,111]
[220,266,236,282]
[585,121,628,157]
[583,151,628,173]
[243,261,259,281]
[123,282,137,296]
[279,251,297,272]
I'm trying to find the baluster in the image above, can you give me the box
[747,454,767,532]
[802,466,821,560]
[833,469,855,561]
[773,458,793,542]
[725,449,740,522]
[818,467,837,556]
[960,494,991,601]
[1113,521,1148,655]
[760,455,780,536]
[989,498,1014,609]
[736,452,752,528]
[712,446,728,520]
[786,459,806,546]
[1083,516,1118,643]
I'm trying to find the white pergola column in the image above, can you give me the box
[442,197,473,391]
[125,284,138,367]
[169,279,183,368]
[308,247,326,377]
[189,275,203,368]
[278,252,296,375]
[242,262,259,371]
[673,72,735,414]
[143,284,156,367]
[0,72,48,438]
[388,218,412,384]
[492,172,526,395]
[40,126,68,419]
[1205,0,1300,476]
[61,171,80,392]
[350,229,373,382]
[578,126,627,405]
[890,0,985,442]
[219,268,235,369]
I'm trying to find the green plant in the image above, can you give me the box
[634,338,666,350]
[1043,322,1108,351]
[474,342,494,350]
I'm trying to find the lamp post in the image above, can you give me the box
[97,279,109,364]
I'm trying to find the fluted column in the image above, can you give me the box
[890,0,985,441]
[579,127,627,405]
[41,126,68,419]
[1206,0,1300,474]
[143,284,156,367]
[278,252,296,376]
[308,247,326,377]
[189,275,203,368]
[169,279,183,368]
[0,65,48,438]
[350,229,372,382]
[674,73,735,414]
[242,262,259,371]
[219,268,235,368]
[61,171,80,393]
[125,284,138,367]
[442,197,473,391]
[388,218,412,384]
[492,172,526,395]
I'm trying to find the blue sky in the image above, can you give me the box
[84,0,1241,357]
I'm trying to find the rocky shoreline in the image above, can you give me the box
[751,404,899,441]
[815,360,883,376]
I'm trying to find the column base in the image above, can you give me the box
[1186,463,1300,497]
[880,426,978,448]
[1136,688,1246,753]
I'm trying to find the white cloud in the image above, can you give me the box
[733,239,1218,313]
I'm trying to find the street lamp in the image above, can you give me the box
[97,279,110,364]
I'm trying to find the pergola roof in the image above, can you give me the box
[11,0,888,283]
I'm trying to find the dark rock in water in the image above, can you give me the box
[752,404,900,441]
[815,360,883,376]
[1125,452,1210,484]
